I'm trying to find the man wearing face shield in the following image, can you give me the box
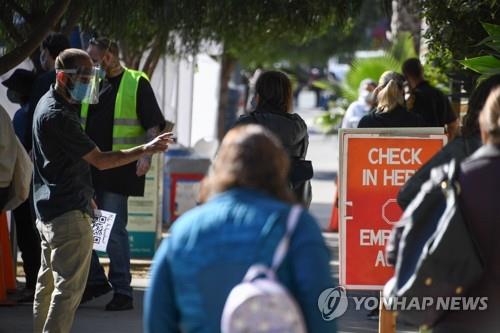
[80,37,171,311]
[32,48,173,333]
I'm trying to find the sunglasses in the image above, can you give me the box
[89,37,114,53]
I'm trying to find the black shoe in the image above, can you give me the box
[15,288,35,303]
[105,293,133,311]
[80,283,112,304]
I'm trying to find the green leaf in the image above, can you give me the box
[390,32,417,62]
[482,22,500,38]
[460,56,500,73]
[486,41,500,53]
[342,54,402,102]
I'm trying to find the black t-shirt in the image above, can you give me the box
[85,71,166,196]
[33,86,96,221]
[358,106,425,128]
[411,81,457,127]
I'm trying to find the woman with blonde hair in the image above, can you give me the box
[144,124,335,333]
[358,71,424,128]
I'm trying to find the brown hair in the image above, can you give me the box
[480,86,500,144]
[255,70,293,113]
[200,125,294,203]
[54,48,92,71]
[462,74,500,138]
[375,71,405,113]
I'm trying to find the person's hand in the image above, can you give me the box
[136,156,151,176]
[143,132,174,155]
[91,199,98,210]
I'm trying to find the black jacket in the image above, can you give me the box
[433,144,500,333]
[235,107,309,159]
[358,106,425,128]
[234,107,312,206]
[398,135,482,209]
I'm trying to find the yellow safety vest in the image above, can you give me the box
[81,68,148,150]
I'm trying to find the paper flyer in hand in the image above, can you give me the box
[92,209,116,252]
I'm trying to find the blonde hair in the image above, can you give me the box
[199,125,294,203]
[480,86,500,144]
[376,71,405,113]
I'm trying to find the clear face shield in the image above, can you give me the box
[57,66,100,104]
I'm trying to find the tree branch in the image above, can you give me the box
[61,0,85,35]
[142,37,163,78]
[0,0,71,75]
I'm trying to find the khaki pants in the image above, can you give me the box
[33,210,93,333]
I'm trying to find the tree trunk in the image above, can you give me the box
[61,0,85,36]
[391,0,422,54]
[0,0,71,75]
[217,51,237,141]
[142,37,163,79]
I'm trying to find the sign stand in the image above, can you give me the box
[378,291,396,333]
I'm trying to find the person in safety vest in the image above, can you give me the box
[80,37,172,311]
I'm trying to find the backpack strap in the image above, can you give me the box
[271,205,303,271]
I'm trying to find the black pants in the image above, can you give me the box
[0,186,8,211]
[12,198,41,290]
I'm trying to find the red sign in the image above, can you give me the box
[339,130,447,290]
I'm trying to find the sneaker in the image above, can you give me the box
[105,293,133,311]
[80,283,112,304]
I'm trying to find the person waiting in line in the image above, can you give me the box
[26,32,70,152]
[341,79,377,129]
[80,37,173,311]
[357,70,425,321]
[402,58,459,138]
[144,124,335,333]
[358,71,425,128]
[234,70,313,207]
[0,105,19,210]
[32,48,173,333]
[398,74,500,209]
[1,69,41,302]
[432,86,500,333]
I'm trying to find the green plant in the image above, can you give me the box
[460,23,500,80]
[419,0,499,87]
[341,33,417,103]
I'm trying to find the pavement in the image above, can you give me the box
[0,91,418,332]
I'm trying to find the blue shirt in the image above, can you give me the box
[144,188,336,333]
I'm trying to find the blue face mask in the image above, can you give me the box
[69,81,90,102]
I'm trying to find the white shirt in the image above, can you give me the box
[341,99,372,129]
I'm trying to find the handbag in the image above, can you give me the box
[383,159,483,329]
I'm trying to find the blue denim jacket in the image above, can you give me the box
[144,188,336,333]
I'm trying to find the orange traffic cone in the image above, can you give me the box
[0,212,16,291]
